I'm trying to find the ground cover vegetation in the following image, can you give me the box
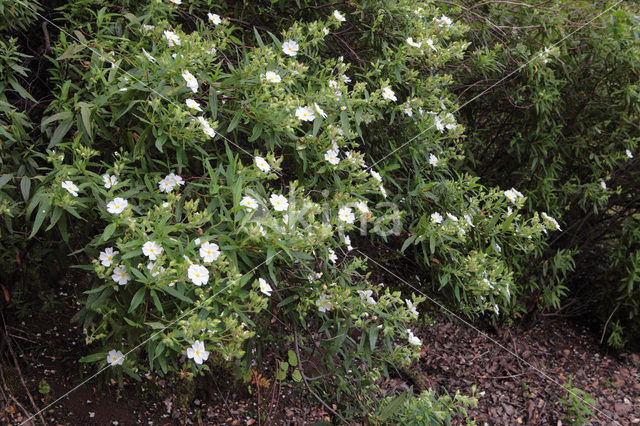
[0,0,638,422]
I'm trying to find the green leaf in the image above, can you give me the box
[163,284,193,303]
[20,176,30,202]
[79,352,107,363]
[102,223,117,242]
[48,118,74,148]
[29,196,51,238]
[128,287,146,313]
[0,174,13,189]
[287,350,298,367]
[369,326,379,351]
[291,369,302,382]
[377,391,408,421]
[80,105,93,139]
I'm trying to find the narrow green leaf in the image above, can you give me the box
[20,176,30,202]
[128,287,146,313]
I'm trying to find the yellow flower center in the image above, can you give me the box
[115,205,120,209]
[108,256,112,260]
[195,273,200,277]
[195,350,200,355]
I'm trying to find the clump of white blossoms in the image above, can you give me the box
[314,103,327,118]
[333,10,346,22]
[187,340,209,365]
[196,116,216,138]
[338,207,355,224]
[106,349,124,366]
[200,241,220,263]
[207,13,221,25]
[316,295,333,313]
[381,87,397,102]
[142,48,156,63]
[504,188,524,204]
[99,247,118,267]
[270,194,289,211]
[370,170,382,182]
[407,329,422,346]
[406,299,419,317]
[188,264,209,286]
[264,71,281,83]
[182,70,199,93]
[600,181,607,190]
[112,265,130,285]
[164,30,181,47]
[107,197,128,214]
[406,37,421,48]
[259,278,272,297]
[186,98,202,111]
[328,248,338,264]
[240,195,258,210]
[102,174,117,189]
[430,212,443,224]
[61,180,79,197]
[357,289,376,305]
[159,173,185,193]
[255,156,271,172]
[626,149,633,159]
[142,241,163,260]
[295,106,315,121]
[541,212,561,231]
[324,149,340,165]
[429,153,439,167]
[281,40,299,56]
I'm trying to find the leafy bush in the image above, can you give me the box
[452,0,640,342]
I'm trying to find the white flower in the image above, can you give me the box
[406,37,421,48]
[270,194,289,211]
[407,330,422,346]
[344,235,353,251]
[282,214,289,225]
[259,278,272,297]
[328,248,338,264]
[102,174,117,189]
[333,10,346,22]
[370,170,382,182]
[200,242,220,263]
[147,262,164,277]
[338,207,355,224]
[186,98,203,111]
[341,74,351,83]
[380,185,387,198]
[356,201,369,214]
[429,153,439,166]
[282,40,299,56]
[61,180,79,197]
[182,70,198,93]
[357,289,376,305]
[541,212,561,231]
[323,27,330,35]
[328,80,339,90]
[426,38,437,51]
[464,214,475,228]
[316,295,333,313]
[99,247,119,267]
[295,106,315,121]
[626,149,633,159]
[169,0,181,4]
[107,197,128,214]
[405,299,419,317]
[434,15,452,26]
[434,115,445,131]
[381,87,397,102]
[314,103,327,118]
[601,181,607,190]
[431,212,443,224]
[240,196,258,210]
[143,25,155,31]
[446,212,459,222]
[264,71,281,83]
[504,188,523,204]
[404,106,413,117]
[255,156,271,172]
[324,149,340,165]
[112,265,130,286]
[106,350,124,366]
[142,48,156,63]
[194,238,201,246]
[186,340,209,364]
[142,241,163,260]
[188,264,209,286]
[207,13,221,25]
[164,30,181,47]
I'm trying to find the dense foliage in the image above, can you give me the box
[1,0,638,422]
